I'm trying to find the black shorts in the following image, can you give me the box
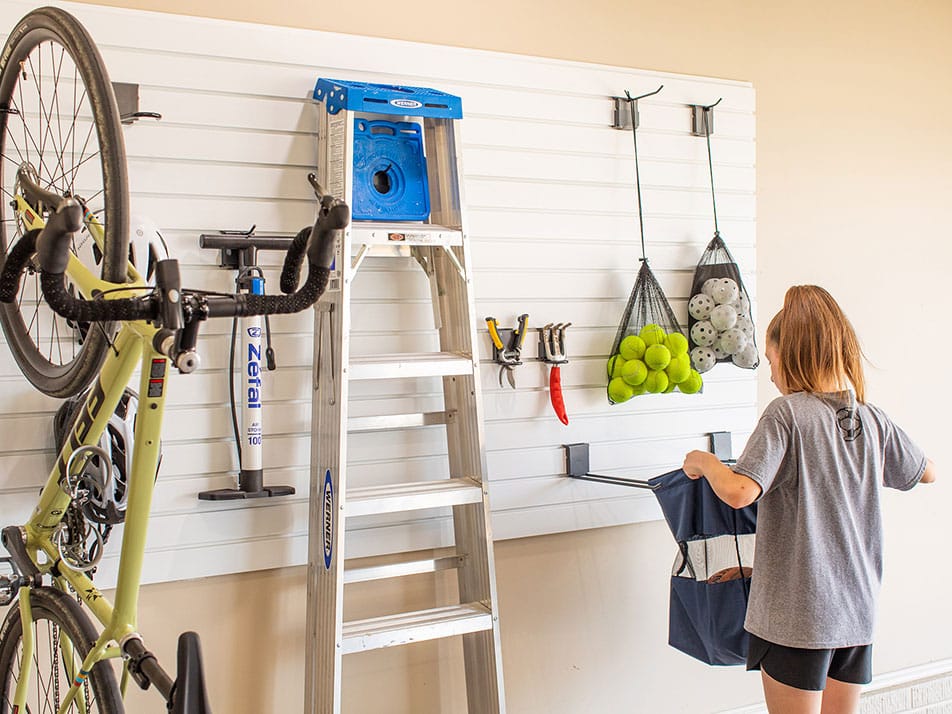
[746,633,873,691]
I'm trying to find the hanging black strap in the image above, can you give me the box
[623,86,663,262]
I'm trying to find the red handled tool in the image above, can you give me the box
[540,322,571,425]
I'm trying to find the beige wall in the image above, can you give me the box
[71,0,952,711]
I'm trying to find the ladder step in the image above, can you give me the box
[344,547,463,584]
[347,478,484,517]
[351,221,462,248]
[349,352,473,380]
[342,603,493,654]
[348,410,454,432]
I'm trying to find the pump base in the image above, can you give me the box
[197,485,295,501]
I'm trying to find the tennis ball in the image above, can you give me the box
[644,369,669,393]
[665,354,691,384]
[630,381,648,396]
[621,359,648,386]
[678,369,703,394]
[607,354,626,378]
[608,377,634,403]
[664,332,689,357]
[639,324,667,347]
[644,343,671,370]
[663,380,678,393]
[619,334,646,361]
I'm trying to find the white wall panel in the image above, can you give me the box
[0,0,757,586]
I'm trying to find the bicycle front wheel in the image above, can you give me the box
[0,7,129,397]
[0,586,123,713]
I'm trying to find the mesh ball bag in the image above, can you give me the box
[686,233,759,373]
[607,261,701,404]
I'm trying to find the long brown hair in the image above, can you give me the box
[766,285,866,403]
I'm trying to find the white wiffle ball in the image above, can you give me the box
[711,278,740,305]
[732,342,759,368]
[711,341,730,360]
[701,278,720,298]
[690,320,717,347]
[688,293,715,320]
[710,303,738,331]
[717,327,748,355]
[734,313,754,336]
[691,346,717,373]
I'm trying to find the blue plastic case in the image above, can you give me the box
[352,119,430,221]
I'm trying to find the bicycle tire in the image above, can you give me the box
[0,586,123,713]
[0,7,129,398]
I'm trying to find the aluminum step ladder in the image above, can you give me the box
[304,79,506,714]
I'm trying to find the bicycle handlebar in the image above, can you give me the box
[0,184,348,373]
[0,196,348,324]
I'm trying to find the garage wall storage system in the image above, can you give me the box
[0,0,757,587]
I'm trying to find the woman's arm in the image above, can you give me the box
[921,458,937,484]
[682,450,762,509]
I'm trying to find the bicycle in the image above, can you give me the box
[0,7,349,712]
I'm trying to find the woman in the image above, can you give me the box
[683,285,936,714]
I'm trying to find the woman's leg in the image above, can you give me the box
[762,670,823,714]
[819,678,862,714]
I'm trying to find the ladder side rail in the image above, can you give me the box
[426,116,507,713]
[304,107,354,714]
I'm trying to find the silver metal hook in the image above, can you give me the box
[624,85,664,103]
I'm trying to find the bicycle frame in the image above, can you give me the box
[10,212,168,711]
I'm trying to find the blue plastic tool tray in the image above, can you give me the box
[313,78,463,119]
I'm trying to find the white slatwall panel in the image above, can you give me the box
[0,0,757,586]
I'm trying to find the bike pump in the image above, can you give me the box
[198,230,295,501]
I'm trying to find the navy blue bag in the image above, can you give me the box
[648,468,757,666]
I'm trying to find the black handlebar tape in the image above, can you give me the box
[308,203,349,268]
[0,229,39,303]
[35,200,84,274]
[40,271,157,323]
[235,263,330,317]
[279,226,312,295]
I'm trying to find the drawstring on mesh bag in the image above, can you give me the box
[607,88,702,404]
[686,103,759,375]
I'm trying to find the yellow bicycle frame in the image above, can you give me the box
[10,204,169,712]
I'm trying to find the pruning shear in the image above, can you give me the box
[540,323,571,425]
[486,314,528,389]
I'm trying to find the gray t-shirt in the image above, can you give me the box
[733,391,926,649]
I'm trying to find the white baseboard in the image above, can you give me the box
[718,658,952,714]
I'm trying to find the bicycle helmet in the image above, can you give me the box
[53,387,144,525]
[127,213,169,284]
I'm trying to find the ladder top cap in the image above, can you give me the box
[313,78,464,119]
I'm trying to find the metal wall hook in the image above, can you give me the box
[690,97,722,137]
[563,443,659,490]
[113,82,163,125]
[611,85,664,130]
